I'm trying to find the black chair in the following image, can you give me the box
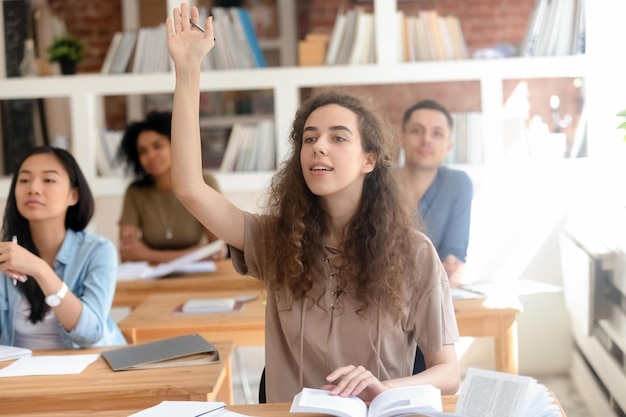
[412,346,426,374]
[259,347,425,403]
[259,367,267,403]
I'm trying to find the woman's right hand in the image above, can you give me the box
[0,241,41,283]
[166,3,215,68]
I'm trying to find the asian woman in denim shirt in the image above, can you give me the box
[0,146,125,348]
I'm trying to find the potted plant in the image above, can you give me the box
[47,34,84,75]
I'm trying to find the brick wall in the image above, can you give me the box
[49,0,582,147]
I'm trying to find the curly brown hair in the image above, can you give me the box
[260,88,421,317]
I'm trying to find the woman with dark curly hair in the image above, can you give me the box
[116,110,226,263]
[166,3,460,403]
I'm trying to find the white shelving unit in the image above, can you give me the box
[0,0,612,201]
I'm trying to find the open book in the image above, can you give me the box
[290,385,444,417]
[117,240,223,280]
[454,368,562,417]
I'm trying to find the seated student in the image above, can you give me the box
[397,99,473,288]
[117,111,227,263]
[0,146,125,349]
[166,4,460,403]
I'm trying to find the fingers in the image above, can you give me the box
[6,270,27,283]
[326,365,374,397]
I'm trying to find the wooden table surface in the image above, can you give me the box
[0,340,234,415]
[118,286,523,373]
[118,289,266,347]
[454,293,523,374]
[0,395,567,417]
[113,259,263,308]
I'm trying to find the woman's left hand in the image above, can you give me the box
[322,365,388,402]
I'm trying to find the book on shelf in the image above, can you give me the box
[571,0,586,54]
[100,31,123,74]
[334,8,359,65]
[236,7,266,67]
[522,0,585,57]
[325,7,347,65]
[0,345,32,362]
[219,120,276,172]
[109,31,137,73]
[347,10,374,65]
[290,385,444,417]
[399,10,467,62]
[207,7,265,70]
[96,129,124,176]
[101,334,220,371]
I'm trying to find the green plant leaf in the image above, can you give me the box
[617,121,626,130]
[617,109,626,117]
[47,35,84,63]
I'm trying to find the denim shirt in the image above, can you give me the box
[0,229,126,348]
[419,166,473,262]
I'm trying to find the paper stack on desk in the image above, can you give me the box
[117,240,222,280]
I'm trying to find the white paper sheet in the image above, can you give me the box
[0,354,100,377]
[128,401,228,417]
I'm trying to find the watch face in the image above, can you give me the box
[45,294,61,307]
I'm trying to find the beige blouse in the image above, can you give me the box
[230,211,459,403]
[119,172,220,249]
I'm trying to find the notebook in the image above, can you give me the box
[0,345,32,362]
[101,334,219,371]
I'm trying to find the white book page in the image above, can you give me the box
[291,388,367,417]
[145,240,224,279]
[455,368,532,417]
[368,385,442,417]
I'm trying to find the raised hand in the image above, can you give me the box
[166,3,215,68]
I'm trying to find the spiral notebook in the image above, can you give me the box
[0,345,32,362]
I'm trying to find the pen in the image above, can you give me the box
[189,19,205,33]
[11,236,17,286]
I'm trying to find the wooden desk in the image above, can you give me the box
[113,259,263,308]
[120,287,522,374]
[454,294,523,374]
[118,290,266,347]
[0,394,567,417]
[0,340,234,415]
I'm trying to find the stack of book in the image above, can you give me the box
[324,7,468,65]
[100,7,265,74]
[220,120,276,172]
[520,0,586,57]
[400,10,468,62]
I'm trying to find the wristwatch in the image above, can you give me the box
[45,282,69,307]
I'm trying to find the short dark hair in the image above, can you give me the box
[402,99,453,130]
[117,111,172,184]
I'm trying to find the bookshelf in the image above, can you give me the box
[0,0,618,199]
